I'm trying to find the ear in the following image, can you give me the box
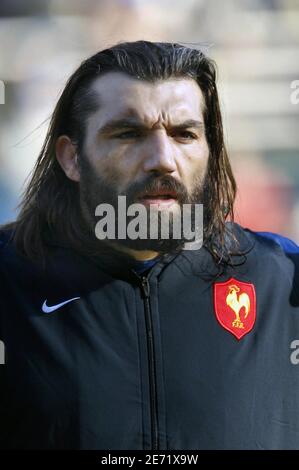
[55,135,80,182]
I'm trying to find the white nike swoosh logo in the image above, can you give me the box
[42,297,80,313]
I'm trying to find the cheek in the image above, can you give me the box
[182,142,209,180]
[197,139,210,164]
[90,144,140,190]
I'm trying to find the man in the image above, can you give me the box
[0,40,299,450]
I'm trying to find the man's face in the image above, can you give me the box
[78,72,210,252]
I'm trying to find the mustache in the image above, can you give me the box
[125,175,189,203]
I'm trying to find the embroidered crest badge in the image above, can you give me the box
[213,277,256,340]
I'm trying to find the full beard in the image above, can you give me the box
[78,157,206,255]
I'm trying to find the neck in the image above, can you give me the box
[80,207,160,261]
[105,241,159,261]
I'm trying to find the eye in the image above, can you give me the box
[113,130,142,139]
[173,131,197,140]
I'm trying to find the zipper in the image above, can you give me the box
[140,275,159,450]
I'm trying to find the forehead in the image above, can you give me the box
[89,72,205,124]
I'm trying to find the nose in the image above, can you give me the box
[142,130,177,175]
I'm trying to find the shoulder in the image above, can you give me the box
[227,222,298,255]
[248,230,299,281]
[225,222,299,279]
[243,227,299,258]
[231,224,299,287]
[251,230,299,254]
[0,225,36,277]
[0,225,16,261]
[0,226,23,285]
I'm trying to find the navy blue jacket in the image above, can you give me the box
[0,224,299,449]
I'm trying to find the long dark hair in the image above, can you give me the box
[3,40,238,264]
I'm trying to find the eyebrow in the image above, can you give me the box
[97,118,204,136]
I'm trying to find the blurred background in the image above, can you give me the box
[0,0,298,240]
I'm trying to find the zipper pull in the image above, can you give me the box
[140,276,150,299]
